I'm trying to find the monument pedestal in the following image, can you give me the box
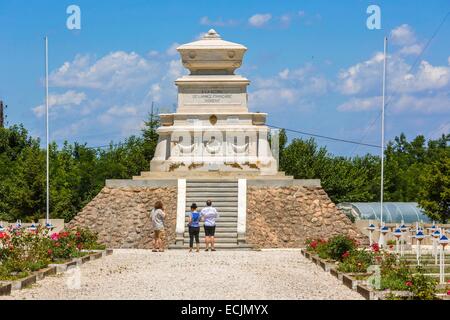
[149,29,278,177]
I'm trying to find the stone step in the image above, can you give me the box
[169,243,254,250]
[184,222,237,228]
[184,221,237,226]
[187,185,238,190]
[186,197,238,202]
[184,202,238,208]
[184,219,237,229]
[182,238,237,244]
[186,192,238,197]
[183,232,237,238]
[185,205,237,210]
[186,208,238,218]
[187,180,237,184]
[195,217,237,222]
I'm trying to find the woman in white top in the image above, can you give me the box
[200,200,219,251]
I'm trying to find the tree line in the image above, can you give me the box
[0,115,448,223]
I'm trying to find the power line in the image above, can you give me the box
[267,124,381,148]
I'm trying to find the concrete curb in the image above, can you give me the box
[342,274,358,290]
[12,274,37,290]
[1,249,112,296]
[34,266,57,280]
[300,248,378,300]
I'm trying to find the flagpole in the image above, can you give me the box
[379,36,387,247]
[45,36,49,224]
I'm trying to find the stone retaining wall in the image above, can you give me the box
[69,184,366,249]
[246,186,366,248]
[68,187,177,249]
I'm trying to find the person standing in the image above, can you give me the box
[200,200,219,251]
[188,203,201,253]
[151,201,166,252]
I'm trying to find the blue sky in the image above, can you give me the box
[0,0,449,156]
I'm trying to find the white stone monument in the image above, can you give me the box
[149,29,278,176]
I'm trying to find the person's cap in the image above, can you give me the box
[191,203,197,209]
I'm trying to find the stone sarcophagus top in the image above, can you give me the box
[150,29,278,175]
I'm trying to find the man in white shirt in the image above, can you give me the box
[200,200,219,251]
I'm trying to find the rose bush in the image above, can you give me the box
[0,225,104,280]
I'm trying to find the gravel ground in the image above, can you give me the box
[2,249,363,300]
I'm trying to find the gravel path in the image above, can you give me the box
[2,249,363,300]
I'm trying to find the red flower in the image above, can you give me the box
[47,249,53,255]
[389,245,394,249]
[0,232,7,239]
[405,281,413,287]
[342,251,350,259]
[447,291,450,296]
[77,243,82,250]
[371,243,380,252]
[50,233,59,240]
[310,240,318,249]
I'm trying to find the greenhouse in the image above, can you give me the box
[337,202,431,223]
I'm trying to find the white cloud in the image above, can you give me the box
[278,68,289,80]
[336,52,386,95]
[398,44,422,56]
[337,96,381,112]
[248,14,272,27]
[392,60,450,93]
[390,24,417,46]
[49,52,158,90]
[337,24,450,116]
[337,52,450,96]
[33,90,87,117]
[393,93,450,114]
[249,64,328,111]
[35,48,186,143]
[166,43,180,56]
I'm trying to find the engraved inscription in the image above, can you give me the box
[182,87,245,105]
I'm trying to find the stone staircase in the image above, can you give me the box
[170,179,253,250]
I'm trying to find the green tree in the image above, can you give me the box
[418,155,450,223]
[142,111,160,162]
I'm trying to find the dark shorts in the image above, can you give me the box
[204,225,216,237]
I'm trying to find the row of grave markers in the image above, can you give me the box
[367,221,449,284]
